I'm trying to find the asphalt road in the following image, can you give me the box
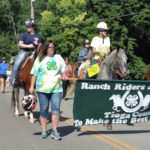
[0,87,150,150]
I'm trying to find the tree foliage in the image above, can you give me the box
[0,0,149,80]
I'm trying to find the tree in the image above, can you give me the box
[40,0,88,63]
[86,0,149,80]
[0,0,149,80]
[0,34,18,60]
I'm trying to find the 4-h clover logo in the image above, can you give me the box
[109,91,150,113]
[47,60,57,70]
[125,94,138,108]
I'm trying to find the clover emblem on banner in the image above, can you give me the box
[125,94,138,108]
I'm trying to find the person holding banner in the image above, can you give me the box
[29,40,68,140]
[90,21,110,64]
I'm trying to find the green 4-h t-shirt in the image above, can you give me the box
[31,54,66,93]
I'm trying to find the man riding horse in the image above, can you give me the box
[9,18,42,86]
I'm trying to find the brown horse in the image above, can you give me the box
[146,67,150,80]
[11,49,40,123]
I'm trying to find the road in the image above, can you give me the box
[0,87,150,150]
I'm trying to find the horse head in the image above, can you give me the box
[97,48,129,80]
[114,48,129,79]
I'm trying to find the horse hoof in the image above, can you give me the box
[15,113,19,117]
[15,111,19,117]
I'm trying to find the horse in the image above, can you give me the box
[11,49,40,123]
[97,47,128,129]
[76,47,128,80]
[146,67,150,80]
[67,47,128,130]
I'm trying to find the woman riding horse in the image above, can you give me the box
[9,18,42,86]
[91,22,110,65]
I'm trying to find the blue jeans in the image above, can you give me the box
[37,92,62,118]
[9,49,28,83]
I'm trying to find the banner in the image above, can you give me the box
[73,79,150,127]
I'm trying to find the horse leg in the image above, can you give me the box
[14,87,20,116]
[106,124,112,130]
[11,87,19,116]
[15,108,19,117]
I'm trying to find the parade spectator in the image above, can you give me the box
[29,40,68,140]
[0,58,9,93]
[62,57,73,99]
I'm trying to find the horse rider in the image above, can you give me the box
[90,21,110,65]
[77,39,92,78]
[9,19,42,86]
[78,39,92,63]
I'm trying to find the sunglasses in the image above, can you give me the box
[26,26,32,28]
[48,46,55,49]
[84,43,90,45]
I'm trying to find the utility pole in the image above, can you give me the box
[31,0,35,19]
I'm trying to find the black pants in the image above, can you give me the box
[62,80,70,98]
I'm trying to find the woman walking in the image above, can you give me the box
[29,40,67,140]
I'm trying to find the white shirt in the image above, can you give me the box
[31,54,66,93]
[91,36,110,59]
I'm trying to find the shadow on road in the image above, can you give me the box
[78,129,150,136]
[33,112,75,137]
[58,125,76,137]
[33,125,75,137]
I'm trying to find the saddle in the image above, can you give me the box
[20,52,34,70]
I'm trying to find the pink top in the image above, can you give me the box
[64,64,72,77]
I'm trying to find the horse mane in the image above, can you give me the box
[21,53,35,69]
[104,49,117,65]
